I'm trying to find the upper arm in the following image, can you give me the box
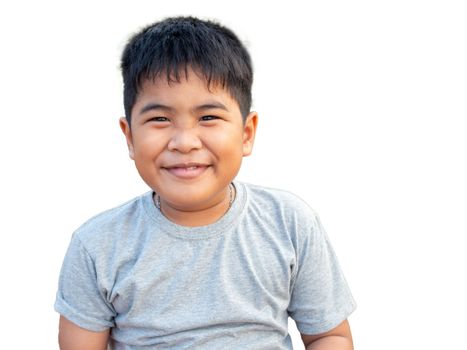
[300,319,353,347]
[288,210,356,338]
[58,316,110,350]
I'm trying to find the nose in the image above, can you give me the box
[167,128,203,153]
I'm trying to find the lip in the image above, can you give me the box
[162,163,211,179]
[164,162,210,169]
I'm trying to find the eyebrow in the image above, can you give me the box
[138,101,229,115]
[139,103,173,115]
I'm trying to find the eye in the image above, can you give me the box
[149,116,169,122]
[200,115,220,121]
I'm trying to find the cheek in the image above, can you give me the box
[133,131,166,157]
[202,127,244,152]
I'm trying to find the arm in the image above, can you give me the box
[301,319,353,350]
[58,316,110,350]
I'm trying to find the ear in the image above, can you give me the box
[242,111,258,157]
[119,117,135,159]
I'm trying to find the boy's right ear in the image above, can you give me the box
[119,117,135,160]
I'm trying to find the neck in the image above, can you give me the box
[155,184,235,227]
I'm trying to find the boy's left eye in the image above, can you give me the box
[200,115,219,121]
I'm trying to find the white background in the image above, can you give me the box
[0,0,466,349]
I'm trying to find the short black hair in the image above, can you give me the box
[121,16,253,124]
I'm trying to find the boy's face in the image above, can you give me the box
[120,69,257,216]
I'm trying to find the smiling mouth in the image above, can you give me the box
[163,164,211,179]
[178,165,202,170]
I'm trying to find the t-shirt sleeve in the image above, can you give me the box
[54,232,116,331]
[287,211,356,335]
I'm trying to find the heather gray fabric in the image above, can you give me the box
[55,181,356,349]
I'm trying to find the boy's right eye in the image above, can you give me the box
[149,116,169,122]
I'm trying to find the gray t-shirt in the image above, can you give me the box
[55,181,356,349]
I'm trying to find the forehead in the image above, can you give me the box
[139,68,227,99]
[133,69,240,117]
[132,70,241,118]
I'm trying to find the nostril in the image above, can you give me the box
[167,132,203,152]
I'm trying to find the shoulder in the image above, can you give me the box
[240,181,320,230]
[242,182,317,215]
[71,192,151,255]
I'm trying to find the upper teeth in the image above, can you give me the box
[187,166,198,170]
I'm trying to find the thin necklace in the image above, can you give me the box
[154,182,236,213]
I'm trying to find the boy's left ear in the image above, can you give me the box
[242,111,258,157]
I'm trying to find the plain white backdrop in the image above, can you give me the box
[0,0,466,348]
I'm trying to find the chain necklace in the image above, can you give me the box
[154,182,235,213]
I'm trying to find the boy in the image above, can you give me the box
[55,16,356,349]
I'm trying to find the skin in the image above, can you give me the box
[301,320,353,349]
[58,316,109,350]
[58,68,353,349]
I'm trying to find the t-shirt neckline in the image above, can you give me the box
[142,181,247,240]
